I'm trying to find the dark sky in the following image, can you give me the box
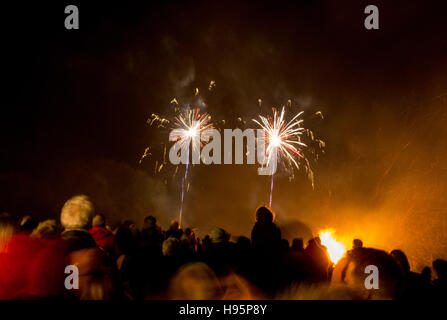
[2,0,447,269]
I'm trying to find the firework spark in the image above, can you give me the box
[144,100,214,227]
[253,106,315,205]
[253,106,307,171]
[171,108,214,154]
[176,108,213,226]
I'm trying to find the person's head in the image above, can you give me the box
[280,238,290,251]
[69,248,115,300]
[143,215,156,229]
[114,226,136,256]
[92,214,106,228]
[162,237,180,257]
[255,205,275,223]
[121,220,138,237]
[332,247,403,299]
[292,238,304,251]
[352,239,363,249]
[390,249,410,274]
[60,195,94,231]
[168,262,222,299]
[31,219,59,238]
[211,227,229,244]
[309,236,321,246]
[236,236,251,249]
[170,220,180,230]
[432,259,447,279]
[0,212,16,252]
[421,266,431,282]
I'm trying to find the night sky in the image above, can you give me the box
[2,0,447,269]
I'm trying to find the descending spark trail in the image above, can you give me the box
[179,148,190,227]
[143,95,214,226]
[269,154,276,206]
[171,108,213,226]
[142,81,218,227]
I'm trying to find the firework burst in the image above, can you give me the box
[253,106,307,171]
[253,106,322,206]
[169,108,213,226]
[171,108,214,154]
[141,86,215,227]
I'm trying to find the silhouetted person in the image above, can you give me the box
[168,262,223,299]
[139,215,164,255]
[121,220,139,238]
[391,249,427,299]
[251,206,281,254]
[432,259,447,299]
[304,237,330,283]
[421,266,431,283]
[31,219,59,239]
[199,234,212,256]
[420,266,434,298]
[250,206,282,295]
[233,236,252,279]
[280,239,290,253]
[68,247,117,300]
[182,228,197,252]
[291,238,304,252]
[114,225,139,299]
[166,220,183,239]
[89,214,115,254]
[283,237,309,285]
[352,239,363,249]
[332,247,403,299]
[0,212,16,251]
[204,228,234,277]
[179,229,196,261]
[1,212,68,299]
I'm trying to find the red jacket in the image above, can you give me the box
[0,234,67,299]
[89,226,114,252]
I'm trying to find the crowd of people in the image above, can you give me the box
[0,194,445,300]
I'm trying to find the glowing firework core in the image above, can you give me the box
[270,133,281,148]
[319,229,347,264]
[254,107,307,171]
[187,126,198,138]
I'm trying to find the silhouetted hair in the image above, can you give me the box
[390,249,410,274]
[0,213,15,251]
[352,239,363,249]
[31,219,59,238]
[292,238,304,251]
[170,220,180,229]
[92,214,106,228]
[114,226,136,256]
[255,205,275,223]
[144,215,156,225]
[432,259,447,279]
[421,266,431,282]
[162,237,180,256]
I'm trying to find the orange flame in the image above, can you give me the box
[318,229,347,264]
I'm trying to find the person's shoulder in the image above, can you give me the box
[252,221,262,229]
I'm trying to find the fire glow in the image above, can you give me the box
[319,229,347,264]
